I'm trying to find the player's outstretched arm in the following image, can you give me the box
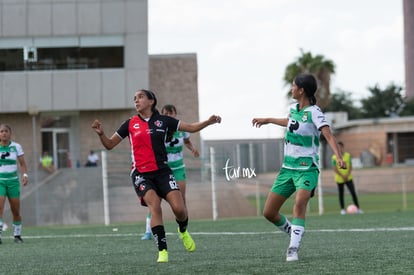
[91,119,122,150]
[184,138,200,157]
[321,125,346,169]
[252,118,288,128]
[179,115,221,133]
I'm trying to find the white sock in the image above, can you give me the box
[277,219,292,235]
[145,214,151,234]
[289,225,304,248]
[13,223,22,236]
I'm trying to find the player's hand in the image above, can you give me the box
[22,176,28,186]
[91,119,104,136]
[337,159,347,169]
[192,148,200,158]
[252,118,267,128]
[208,115,221,124]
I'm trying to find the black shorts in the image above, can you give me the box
[131,167,179,206]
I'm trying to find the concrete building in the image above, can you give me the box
[0,0,200,170]
[331,116,414,167]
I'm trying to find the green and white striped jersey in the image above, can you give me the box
[282,103,328,170]
[165,131,190,171]
[0,141,24,180]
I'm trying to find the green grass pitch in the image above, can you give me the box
[1,209,413,274]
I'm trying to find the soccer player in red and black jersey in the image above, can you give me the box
[91,89,221,263]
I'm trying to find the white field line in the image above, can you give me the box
[4,227,414,240]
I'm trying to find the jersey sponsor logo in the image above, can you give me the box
[288,120,299,133]
[317,114,327,123]
[1,152,10,159]
[167,137,179,147]
[132,123,140,129]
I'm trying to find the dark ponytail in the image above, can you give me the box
[294,73,318,105]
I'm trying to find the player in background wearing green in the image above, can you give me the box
[252,73,345,262]
[0,124,28,244]
[141,104,200,240]
[332,141,363,214]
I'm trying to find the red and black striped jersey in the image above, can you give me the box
[116,113,179,173]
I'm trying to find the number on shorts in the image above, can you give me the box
[169,175,179,190]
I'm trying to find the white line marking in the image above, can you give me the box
[7,227,414,240]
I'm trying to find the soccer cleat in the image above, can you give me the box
[14,236,23,244]
[157,249,168,263]
[141,232,152,240]
[340,209,346,215]
[357,208,364,214]
[286,247,299,262]
[178,228,196,252]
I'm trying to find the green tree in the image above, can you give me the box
[361,83,404,118]
[400,97,414,116]
[324,89,363,119]
[283,49,335,108]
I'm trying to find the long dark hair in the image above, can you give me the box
[294,73,318,105]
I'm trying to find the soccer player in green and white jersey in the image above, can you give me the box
[252,73,346,262]
[141,104,200,241]
[0,124,28,244]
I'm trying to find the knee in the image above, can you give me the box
[171,202,187,220]
[176,207,188,220]
[263,208,277,222]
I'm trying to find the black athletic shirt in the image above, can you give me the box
[116,112,179,173]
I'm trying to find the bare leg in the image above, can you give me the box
[0,196,5,241]
[0,196,6,220]
[165,190,187,221]
[263,192,288,224]
[144,190,163,228]
[177,180,186,205]
[8,197,21,222]
[292,189,311,219]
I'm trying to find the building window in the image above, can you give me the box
[0,49,24,71]
[0,46,123,71]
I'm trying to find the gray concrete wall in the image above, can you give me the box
[0,0,148,113]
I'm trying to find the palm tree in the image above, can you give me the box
[283,49,335,109]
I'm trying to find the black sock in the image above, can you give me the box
[152,225,167,251]
[176,218,188,233]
